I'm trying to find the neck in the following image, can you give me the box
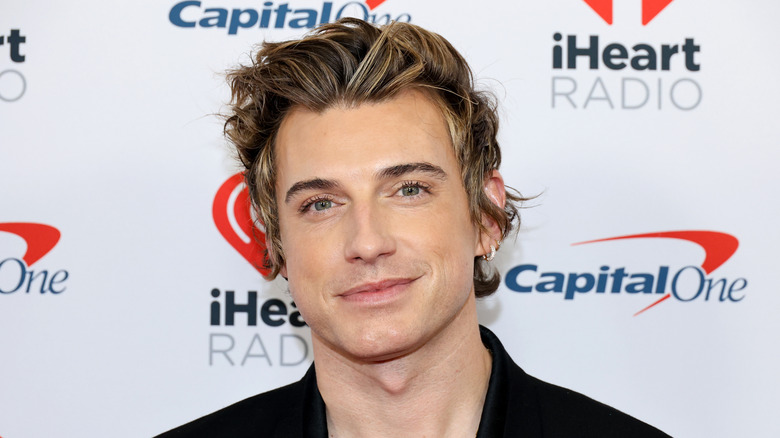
[313,296,491,438]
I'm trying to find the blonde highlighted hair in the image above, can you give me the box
[225,18,524,297]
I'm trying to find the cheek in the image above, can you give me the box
[425,216,477,282]
[286,273,323,329]
[281,233,340,317]
[283,231,341,281]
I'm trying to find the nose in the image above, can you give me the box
[343,201,396,264]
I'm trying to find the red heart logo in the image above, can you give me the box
[583,0,674,25]
[212,173,271,276]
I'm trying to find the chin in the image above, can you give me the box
[340,324,425,362]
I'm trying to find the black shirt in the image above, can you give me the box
[157,326,669,437]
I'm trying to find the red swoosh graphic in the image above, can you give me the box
[573,230,739,316]
[0,222,61,266]
[365,0,387,10]
[212,173,270,276]
[573,231,738,274]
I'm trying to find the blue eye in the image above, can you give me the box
[313,199,332,211]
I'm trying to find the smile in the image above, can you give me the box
[339,278,417,304]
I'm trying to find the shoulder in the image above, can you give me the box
[154,380,305,438]
[478,326,669,437]
[522,371,670,437]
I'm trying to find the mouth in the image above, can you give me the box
[339,278,417,303]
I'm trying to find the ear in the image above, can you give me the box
[476,170,506,257]
[266,243,288,280]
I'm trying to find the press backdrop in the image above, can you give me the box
[2,1,779,437]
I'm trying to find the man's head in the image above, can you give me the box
[225,18,521,298]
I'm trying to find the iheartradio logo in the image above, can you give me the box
[212,173,271,276]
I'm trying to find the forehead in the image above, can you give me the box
[274,89,458,191]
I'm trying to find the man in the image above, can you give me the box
[159,18,668,437]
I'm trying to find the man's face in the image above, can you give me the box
[275,90,483,362]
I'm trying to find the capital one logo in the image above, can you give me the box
[169,0,409,35]
[213,173,271,275]
[583,0,674,25]
[505,230,747,316]
[0,222,68,294]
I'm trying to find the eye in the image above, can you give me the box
[299,195,336,214]
[397,181,430,197]
[401,185,421,196]
[313,199,332,211]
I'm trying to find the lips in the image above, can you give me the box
[340,278,416,300]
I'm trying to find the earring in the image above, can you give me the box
[482,240,502,262]
[482,244,497,262]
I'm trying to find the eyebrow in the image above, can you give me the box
[376,162,448,181]
[284,162,448,204]
[285,178,340,204]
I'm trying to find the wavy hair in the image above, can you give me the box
[225,18,525,297]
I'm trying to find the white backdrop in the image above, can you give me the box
[2,1,779,437]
